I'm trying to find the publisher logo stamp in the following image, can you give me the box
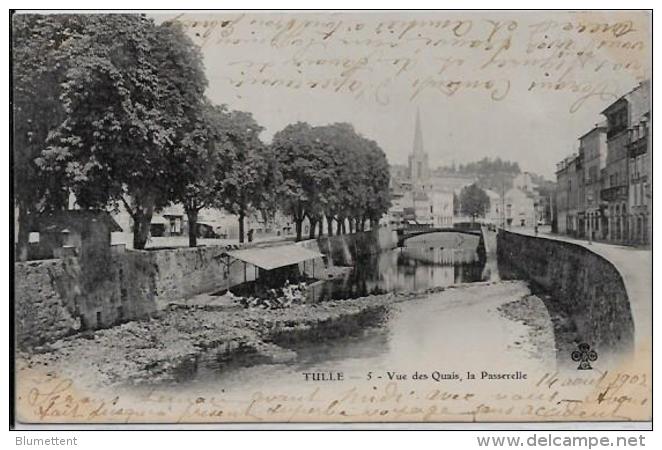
[572,343,598,370]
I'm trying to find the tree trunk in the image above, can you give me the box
[361,217,367,232]
[186,207,198,247]
[295,218,303,241]
[307,218,316,239]
[129,192,156,250]
[238,211,245,244]
[16,203,33,262]
[327,215,334,236]
[133,212,152,250]
[348,219,354,234]
[318,220,324,237]
[336,218,343,235]
[341,221,346,235]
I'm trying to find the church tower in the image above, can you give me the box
[408,108,430,187]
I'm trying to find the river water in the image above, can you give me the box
[173,237,558,395]
[106,233,644,423]
[307,245,497,302]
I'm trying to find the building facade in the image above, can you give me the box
[628,111,650,244]
[484,189,502,225]
[555,155,574,235]
[601,97,631,242]
[601,81,650,244]
[503,187,536,228]
[580,125,608,240]
[555,80,650,246]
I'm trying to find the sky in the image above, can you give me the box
[153,11,650,179]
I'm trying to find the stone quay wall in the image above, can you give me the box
[497,230,635,353]
[14,244,252,350]
[14,229,397,350]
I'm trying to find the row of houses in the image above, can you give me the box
[387,172,546,230]
[555,80,651,246]
[386,108,546,229]
[483,172,550,229]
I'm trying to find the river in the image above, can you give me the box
[172,235,557,395]
[306,246,495,302]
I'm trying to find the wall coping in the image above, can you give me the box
[500,228,651,348]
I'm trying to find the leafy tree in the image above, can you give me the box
[306,124,352,237]
[216,109,278,244]
[12,14,89,260]
[459,183,490,223]
[274,122,391,239]
[333,124,368,234]
[37,15,208,249]
[171,103,230,247]
[329,125,390,233]
[271,122,329,241]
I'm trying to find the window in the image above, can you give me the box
[608,108,628,138]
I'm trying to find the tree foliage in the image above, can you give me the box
[459,183,490,222]
[33,14,208,249]
[215,109,279,243]
[13,14,90,260]
[272,122,391,241]
[13,13,393,254]
[454,157,521,175]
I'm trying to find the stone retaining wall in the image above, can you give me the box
[497,230,634,353]
[14,229,397,350]
[14,244,252,349]
[14,260,81,348]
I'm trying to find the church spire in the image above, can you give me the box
[413,107,424,155]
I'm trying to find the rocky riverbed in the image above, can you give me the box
[17,280,540,391]
[17,291,399,389]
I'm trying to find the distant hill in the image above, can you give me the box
[435,157,552,194]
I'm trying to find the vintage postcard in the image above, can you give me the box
[11,9,652,428]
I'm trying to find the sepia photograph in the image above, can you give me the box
[10,8,652,430]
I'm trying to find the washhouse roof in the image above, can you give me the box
[226,245,324,271]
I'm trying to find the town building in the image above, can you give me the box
[579,124,608,240]
[601,80,650,244]
[408,109,430,189]
[628,111,650,244]
[429,191,454,227]
[554,155,575,235]
[484,189,502,225]
[513,172,534,192]
[503,187,536,228]
[387,110,457,228]
[29,210,122,260]
[554,80,650,246]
